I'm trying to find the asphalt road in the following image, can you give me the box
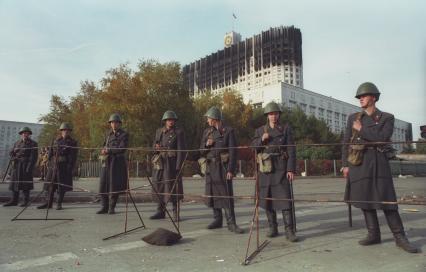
[0,177,425,272]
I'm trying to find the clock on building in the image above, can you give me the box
[224,34,233,47]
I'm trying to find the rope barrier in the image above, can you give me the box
[1,140,424,152]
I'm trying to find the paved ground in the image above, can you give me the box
[0,177,425,272]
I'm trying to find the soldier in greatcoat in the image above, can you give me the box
[97,113,129,215]
[251,102,298,242]
[37,123,78,210]
[3,127,38,207]
[342,82,418,253]
[150,110,185,221]
[199,106,243,234]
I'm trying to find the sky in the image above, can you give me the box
[0,0,425,137]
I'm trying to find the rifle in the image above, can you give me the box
[1,154,13,182]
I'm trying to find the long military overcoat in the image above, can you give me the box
[200,125,237,209]
[252,123,296,211]
[151,127,185,203]
[99,129,129,194]
[9,138,38,191]
[44,136,78,192]
[342,109,398,210]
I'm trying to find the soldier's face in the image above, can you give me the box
[21,132,30,140]
[110,121,121,130]
[359,95,376,108]
[165,119,175,128]
[267,112,280,124]
[207,118,217,127]
[61,130,71,138]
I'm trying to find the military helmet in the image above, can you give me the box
[108,113,122,123]
[162,110,178,121]
[263,102,282,115]
[18,127,32,135]
[59,122,73,131]
[204,106,222,120]
[355,82,381,101]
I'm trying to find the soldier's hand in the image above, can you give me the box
[261,133,269,142]
[206,138,214,147]
[154,143,161,150]
[101,148,108,155]
[287,171,294,182]
[226,172,233,181]
[342,167,349,178]
[352,120,362,132]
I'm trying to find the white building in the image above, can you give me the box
[0,120,44,173]
[183,26,304,97]
[258,82,412,152]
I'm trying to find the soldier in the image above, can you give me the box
[97,113,129,215]
[37,147,48,181]
[3,127,38,207]
[342,82,418,253]
[37,123,78,210]
[251,102,298,242]
[199,106,243,234]
[150,110,185,221]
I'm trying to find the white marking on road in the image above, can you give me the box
[93,240,148,254]
[0,252,78,272]
[92,229,212,254]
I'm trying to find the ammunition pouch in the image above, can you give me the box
[257,153,273,173]
[348,143,365,166]
[281,150,289,160]
[99,154,108,168]
[151,153,164,170]
[198,157,207,176]
[220,152,229,164]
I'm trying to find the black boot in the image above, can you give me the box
[265,210,278,238]
[108,194,118,214]
[283,210,298,242]
[96,195,109,214]
[37,190,54,209]
[150,203,166,219]
[359,209,381,246]
[207,208,223,229]
[19,190,30,207]
[384,210,419,253]
[3,191,19,207]
[224,208,244,234]
[56,191,65,210]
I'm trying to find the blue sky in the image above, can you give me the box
[0,0,425,137]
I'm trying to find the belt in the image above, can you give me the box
[365,146,377,150]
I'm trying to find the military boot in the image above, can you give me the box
[359,209,381,246]
[265,210,278,238]
[19,190,30,207]
[224,208,244,234]
[150,203,166,219]
[207,208,223,229]
[384,210,419,253]
[56,191,65,210]
[96,195,109,214]
[37,190,54,209]
[3,191,19,207]
[283,210,298,242]
[108,194,119,214]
